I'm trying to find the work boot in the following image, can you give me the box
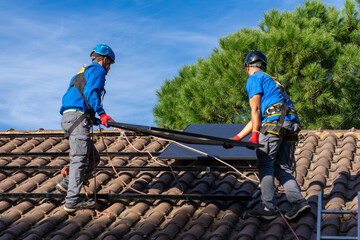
[56,178,68,194]
[285,199,311,221]
[244,204,277,220]
[64,200,96,213]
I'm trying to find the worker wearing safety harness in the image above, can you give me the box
[57,43,115,212]
[234,50,310,221]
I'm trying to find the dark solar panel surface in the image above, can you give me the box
[158,124,257,160]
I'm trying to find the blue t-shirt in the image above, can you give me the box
[246,70,298,123]
[60,62,106,116]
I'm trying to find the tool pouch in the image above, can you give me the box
[260,122,286,139]
[260,122,299,142]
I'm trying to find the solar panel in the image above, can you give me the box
[158,124,257,160]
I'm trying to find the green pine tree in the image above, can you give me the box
[154,0,360,130]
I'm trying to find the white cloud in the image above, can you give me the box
[0,0,347,130]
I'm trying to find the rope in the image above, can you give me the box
[99,127,147,195]
[248,159,299,239]
[276,206,300,240]
[336,105,360,129]
[119,130,184,193]
[158,138,259,184]
[96,126,300,239]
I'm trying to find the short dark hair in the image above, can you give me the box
[90,52,106,62]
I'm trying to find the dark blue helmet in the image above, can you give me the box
[244,50,267,67]
[91,44,115,63]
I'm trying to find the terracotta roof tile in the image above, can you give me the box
[0,128,359,239]
[236,217,261,239]
[0,138,27,154]
[321,215,340,237]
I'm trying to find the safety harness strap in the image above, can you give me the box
[262,103,298,118]
[257,72,299,142]
[70,66,95,118]
[64,113,88,138]
[64,66,95,138]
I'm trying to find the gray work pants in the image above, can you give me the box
[256,120,304,210]
[61,111,100,205]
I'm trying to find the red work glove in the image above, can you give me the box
[223,135,241,149]
[248,131,259,144]
[233,135,241,141]
[247,130,259,149]
[100,113,113,128]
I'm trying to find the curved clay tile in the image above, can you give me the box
[29,137,62,153]
[0,138,27,154]
[312,157,331,169]
[2,203,56,239]
[143,139,167,152]
[49,209,95,239]
[263,217,287,239]
[343,218,358,238]
[152,224,182,240]
[335,143,356,157]
[236,217,261,240]
[0,172,28,192]
[76,207,121,240]
[0,138,10,148]
[303,134,319,146]
[325,194,346,211]
[6,157,31,167]
[296,157,311,168]
[126,203,172,239]
[314,149,333,162]
[95,137,115,153]
[316,142,335,154]
[310,164,329,177]
[10,138,43,154]
[295,167,306,186]
[333,157,352,171]
[235,180,257,196]
[180,225,206,240]
[297,149,314,161]
[319,134,338,147]
[106,138,127,152]
[328,182,348,200]
[335,149,354,162]
[339,134,357,146]
[321,215,340,237]
[297,141,316,154]
[305,174,327,193]
[0,201,34,232]
[208,223,234,240]
[294,219,315,240]
[330,165,350,180]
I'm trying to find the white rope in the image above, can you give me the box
[158,137,259,183]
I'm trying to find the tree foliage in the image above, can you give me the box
[153,0,360,129]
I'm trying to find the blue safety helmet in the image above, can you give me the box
[244,50,267,66]
[90,44,115,63]
[244,50,267,71]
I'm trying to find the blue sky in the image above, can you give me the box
[0,0,344,131]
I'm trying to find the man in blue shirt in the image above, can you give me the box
[233,50,310,221]
[57,44,115,212]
